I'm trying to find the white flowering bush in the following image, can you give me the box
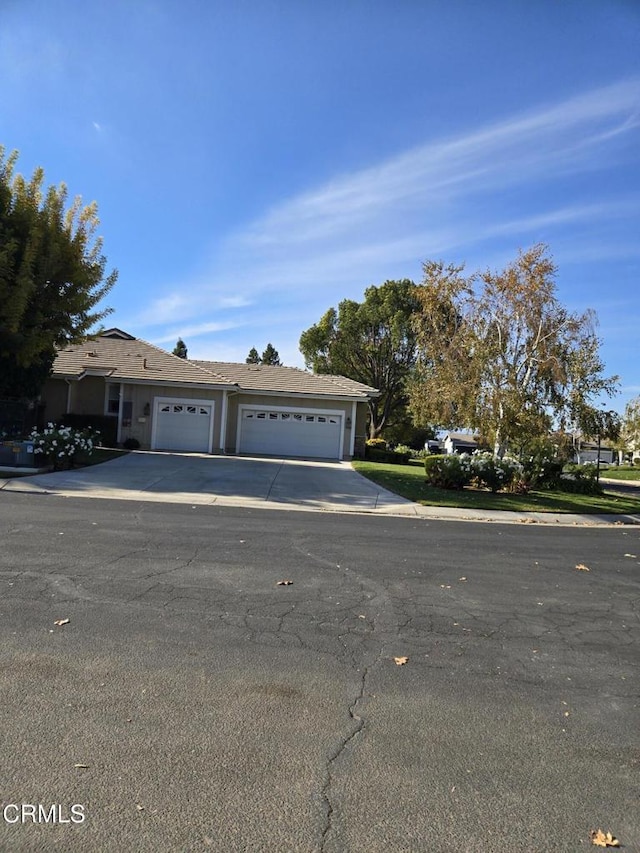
[470,451,523,493]
[425,451,523,492]
[424,453,473,489]
[28,423,100,470]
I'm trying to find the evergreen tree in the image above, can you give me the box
[246,347,260,364]
[261,343,281,366]
[172,338,188,359]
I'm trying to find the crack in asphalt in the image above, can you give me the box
[320,663,371,852]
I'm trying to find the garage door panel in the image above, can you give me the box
[153,400,213,453]
[239,408,341,459]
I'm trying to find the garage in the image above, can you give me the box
[238,406,343,460]
[152,397,215,453]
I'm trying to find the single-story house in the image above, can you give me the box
[39,329,378,461]
[443,432,479,455]
[570,440,616,465]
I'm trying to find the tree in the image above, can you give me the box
[299,279,421,438]
[245,347,260,364]
[0,147,116,399]
[409,245,618,455]
[620,396,640,461]
[172,338,188,359]
[261,343,281,366]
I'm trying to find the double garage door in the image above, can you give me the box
[238,407,343,460]
[153,399,214,453]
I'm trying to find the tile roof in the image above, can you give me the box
[52,330,232,387]
[194,360,378,398]
[51,330,379,398]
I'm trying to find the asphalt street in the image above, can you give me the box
[1,493,638,852]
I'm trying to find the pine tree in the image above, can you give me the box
[261,343,281,366]
[173,338,188,359]
[245,347,260,364]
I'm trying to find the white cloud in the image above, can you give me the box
[154,320,243,344]
[139,78,640,334]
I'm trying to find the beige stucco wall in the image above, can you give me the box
[119,384,224,450]
[225,393,368,458]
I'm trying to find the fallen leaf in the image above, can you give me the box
[563,711,570,717]
[393,656,409,666]
[575,564,591,572]
[54,618,70,626]
[623,553,636,558]
[439,584,451,589]
[590,829,620,847]
[276,580,293,586]
[458,577,467,581]
[74,763,89,769]
[136,804,145,812]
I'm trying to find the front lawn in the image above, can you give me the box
[600,466,640,481]
[352,460,640,514]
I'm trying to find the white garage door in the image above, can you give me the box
[238,408,342,459]
[153,399,214,453]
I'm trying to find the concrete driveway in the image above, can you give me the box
[1,450,415,514]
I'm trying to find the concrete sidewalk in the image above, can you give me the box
[1,451,639,526]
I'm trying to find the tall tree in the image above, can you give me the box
[0,147,117,399]
[245,347,260,364]
[172,338,188,359]
[260,343,281,366]
[299,279,420,438]
[621,396,640,461]
[409,245,618,455]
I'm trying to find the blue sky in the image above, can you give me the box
[2,0,639,412]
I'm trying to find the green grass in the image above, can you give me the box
[599,466,640,481]
[73,447,128,467]
[352,459,640,515]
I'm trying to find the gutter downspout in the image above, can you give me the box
[64,379,73,414]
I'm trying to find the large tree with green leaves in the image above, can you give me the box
[299,279,420,438]
[409,245,618,455]
[0,147,117,399]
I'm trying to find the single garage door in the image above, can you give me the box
[153,399,214,453]
[238,408,342,459]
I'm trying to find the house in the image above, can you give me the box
[443,432,479,455]
[570,440,616,465]
[39,329,378,461]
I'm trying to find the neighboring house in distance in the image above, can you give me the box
[570,440,616,465]
[443,432,479,455]
[40,329,378,460]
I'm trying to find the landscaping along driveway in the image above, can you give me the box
[0,451,415,514]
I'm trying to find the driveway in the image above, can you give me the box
[1,451,415,514]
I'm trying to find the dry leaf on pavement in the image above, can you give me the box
[575,564,590,572]
[74,764,89,769]
[393,656,409,666]
[590,829,620,847]
[623,553,636,558]
[54,618,70,626]
[276,580,293,586]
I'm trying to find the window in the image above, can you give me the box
[257,412,266,419]
[186,405,197,414]
[172,405,183,413]
[106,384,120,415]
[281,413,290,421]
[318,416,326,423]
[199,407,209,415]
[293,414,302,422]
[269,412,278,420]
[305,415,315,423]
[160,404,171,413]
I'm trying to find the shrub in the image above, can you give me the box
[28,423,99,471]
[560,463,602,495]
[424,453,473,489]
[367,447,410,464]
[471,451,523,493]
[365,438,387,450]
[122,437,140,450]
[392,443,412,456]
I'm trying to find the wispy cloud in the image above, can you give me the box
[141,78,640,338]
[154,320,243,344]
